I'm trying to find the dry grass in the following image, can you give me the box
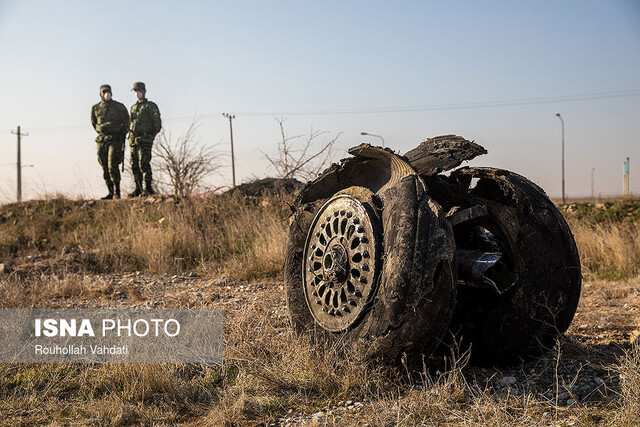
[0,271,636,425]
[0,193,292,280]
[569,220,640,280]
[4,196,640,281]
[561,200,640,279]
[1,196,640,425]
[203,300,396,425]
[1,362,226,424]
[616,343,640,425]
[0,284,396,425]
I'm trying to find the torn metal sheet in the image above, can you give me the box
[457,249,503,294]
[447,205,489,226]
[297,144,423,205]
[348,143,424,194]
[404,135,487,176]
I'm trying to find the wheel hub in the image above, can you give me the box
[302,194,380,332]
[323,241,348,282]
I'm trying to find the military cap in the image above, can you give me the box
[132,82,146,91]
[100,84,112,92]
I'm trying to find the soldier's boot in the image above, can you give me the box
[114,182,121,200]
[128,180,143,198]
[144,180,155,196]
[101,184,114,200]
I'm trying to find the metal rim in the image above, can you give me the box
[302,194,380,332]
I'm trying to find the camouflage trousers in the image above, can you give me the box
[130,143,153,182]
[97,141,123,185]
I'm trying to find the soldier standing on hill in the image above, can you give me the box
[91,84,130,199]
[128,82,162,197]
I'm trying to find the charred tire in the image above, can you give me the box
[448,168,581,365]
[285,178,456,362]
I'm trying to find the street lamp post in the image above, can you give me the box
[591,168,595,201]
[360,132,385,147]
[555,113,565,204]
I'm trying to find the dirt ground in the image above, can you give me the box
[3,260,637,425]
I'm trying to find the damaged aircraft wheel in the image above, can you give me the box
[301,193,381,332]
[286,135,581,366]
[284,146,456,362]
[446,168,582,365]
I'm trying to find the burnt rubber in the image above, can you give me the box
[447,167,582,366]
[285,175,456,362]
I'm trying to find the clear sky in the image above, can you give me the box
[1,0,639,201]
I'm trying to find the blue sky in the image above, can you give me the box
[0,1,639,201]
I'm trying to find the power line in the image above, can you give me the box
[232,89,640,116]
[168,89,640,119]
[2,89,640,133]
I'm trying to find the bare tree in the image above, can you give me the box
[263,117,341,181]
[153,118,221,197]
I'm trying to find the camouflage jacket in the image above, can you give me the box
[91,99,130,143]
[129,99,162,145]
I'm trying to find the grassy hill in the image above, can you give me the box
[0,193,291,280]
[3,196,640,281]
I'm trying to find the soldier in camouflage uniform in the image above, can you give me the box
[129,82,162,196]
[91,84,130,199]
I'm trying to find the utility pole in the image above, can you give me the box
[591,168,595,201]
[223,113,236,188]
[11,126,28,202]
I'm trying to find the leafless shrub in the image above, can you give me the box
[263,117,341,181]
[153,118,221,197]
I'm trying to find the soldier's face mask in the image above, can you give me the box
[102,92,112,101]
[135,90,144,100]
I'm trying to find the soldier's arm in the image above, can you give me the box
[151,103,162,135]
[120,104,130,135]
[129,105,136,135]
[91,106,98,132]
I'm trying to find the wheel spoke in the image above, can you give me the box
[302,195,380,332]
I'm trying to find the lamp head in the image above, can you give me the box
[555,112,561,117]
